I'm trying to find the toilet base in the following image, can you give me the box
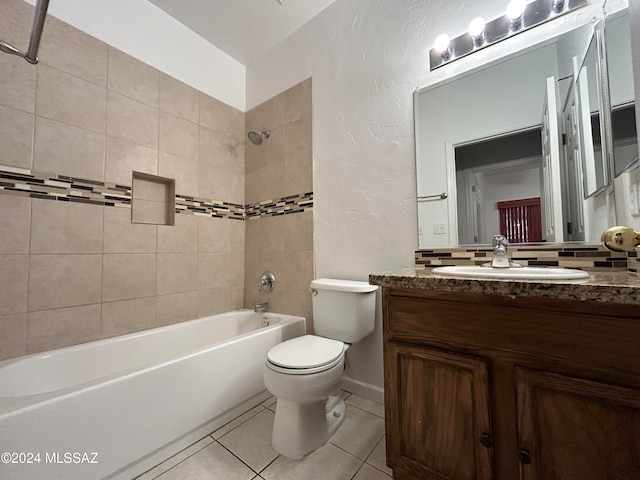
[271,394,346,460]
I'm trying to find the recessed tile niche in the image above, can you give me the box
[131,172,176,225]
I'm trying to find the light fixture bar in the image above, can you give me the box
[429,0,588,71]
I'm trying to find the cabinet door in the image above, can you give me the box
[385,342,494,480]
[516,368,640,480]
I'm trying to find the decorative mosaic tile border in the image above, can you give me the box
[415,245,633,271]
[0,166,313,220]
[245,192,314,218]
[0,166,131,207]
[175,194,245,221]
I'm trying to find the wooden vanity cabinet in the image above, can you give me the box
[382,287,640,480]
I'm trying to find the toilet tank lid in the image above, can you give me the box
[310,278,378,293]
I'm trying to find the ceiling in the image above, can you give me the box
[148,0,339,66]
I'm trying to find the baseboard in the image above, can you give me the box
[340,376,384,405]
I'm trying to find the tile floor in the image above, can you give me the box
[136,392,392,480]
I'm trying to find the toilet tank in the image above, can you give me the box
[310,278,378,343]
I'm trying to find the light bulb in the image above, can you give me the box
[506,0,526,21]
[552,0,565,13]
[434,34,450,54]
[468,17,486,46]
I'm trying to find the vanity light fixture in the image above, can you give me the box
[468,17,486,47]
[429,0,588,71]
[507,0,526,30]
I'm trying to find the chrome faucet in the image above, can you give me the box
[254,301,270,313]
[483,234,522,268]
[254,272,275,313]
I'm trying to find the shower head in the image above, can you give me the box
[247,130,270,145]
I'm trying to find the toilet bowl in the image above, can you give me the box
[263,335,348,460]
[263,279,378,460]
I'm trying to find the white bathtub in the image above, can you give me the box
[0,309,305,480]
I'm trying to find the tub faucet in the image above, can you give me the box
[254,271,276,313]
[484,234,521,268]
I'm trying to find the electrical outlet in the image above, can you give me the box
[433,223,447,235]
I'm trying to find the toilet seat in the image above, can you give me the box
[267,335,345,375]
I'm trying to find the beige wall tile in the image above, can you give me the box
[0,255,29,315]
[246,94,285,133]
[283,251,314,290]
[33,116,106,181]
[245,163,285,205]
[227,171,245,206]
[158,151,198,196]
[30,200,103,254]
[106,90,158,148]
[28,254,102,311]
[0,0,34,54]
[229,219,245,253]
[198,161,229,201]
[198,253,227,290]
[198,217,230,253]
[0,313,27,360]
[159,73,199,123]
[197,288,231,317]
[246,215,285,253]
[284,117,313,195]
[27,304,101,353]
[39,15,108,87]
[228,251,244,287]
[284,210,313,252]
[157,291,198,326]
[105,136,158,186]
[158,214,198,253]
[36,64,106,134]
[199,126,244,172]
[107,48,159,108]
[101,297,157,338]
[0,54,36,113]
[103,207,157,254]
[0,195,31,254]
[0,104,34,169]
[102,254,156,302]
[284,289,313,329]
[200,93,244,141]
[230,286,244,310]
[246,125,284,174]
[159,111,198,159]
[131,199,168,225]
[283,77,312,123]
[157,253,198,295]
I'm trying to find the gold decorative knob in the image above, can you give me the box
[601,226,640,252]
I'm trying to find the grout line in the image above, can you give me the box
[216,439,262,477]
[139,436,215,480]
[348,460,366,480]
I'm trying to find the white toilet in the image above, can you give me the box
[263,278,378,460]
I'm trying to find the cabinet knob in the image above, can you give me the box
[518,449,532,464]
[478,432,493,448]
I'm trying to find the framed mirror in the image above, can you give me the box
[415,1,635,248]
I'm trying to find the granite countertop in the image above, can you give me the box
[369,268,640,305]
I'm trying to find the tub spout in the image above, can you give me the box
[255,301,270,313]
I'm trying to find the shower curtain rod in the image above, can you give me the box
[0,0,50,64]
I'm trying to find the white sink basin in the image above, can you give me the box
[431,265,590,280]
